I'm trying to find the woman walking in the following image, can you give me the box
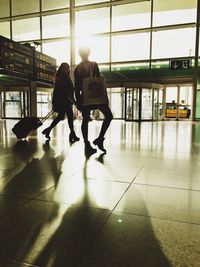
[74,46,113,154]
[42,63,79,143]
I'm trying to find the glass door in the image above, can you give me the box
[165,86,193,120]
[125,88,140,121]
[153,88,163,120]
[125,87,163,122]
[178,86,193,120]
[141,88,153,120]
[165,86,178,119]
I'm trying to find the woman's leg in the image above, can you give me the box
[48,112,65,130]
[42,111,65,138]
[66,105,80,142]
[98,105,113,139]
[81,107,91,142]
[82,107,97,154]
[93,105,113,153]
[65,105,74,133]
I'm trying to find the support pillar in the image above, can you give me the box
[29,80,37,117]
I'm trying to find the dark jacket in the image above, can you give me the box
[52,74,75,112]
[74,61,100,106]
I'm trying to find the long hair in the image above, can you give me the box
[56,62,70,77]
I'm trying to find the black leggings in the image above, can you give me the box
[48,105,74,133]
[81,104,113,142]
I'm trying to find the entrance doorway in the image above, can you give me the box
[124,86,163,122]
[165,85,193,120]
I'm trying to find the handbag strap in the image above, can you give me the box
[80,61,94,78]
[90,61,94,78]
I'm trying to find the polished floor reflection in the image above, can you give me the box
[0,119,200,266]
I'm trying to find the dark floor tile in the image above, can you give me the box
[77,212,200,267]
[77,212,172,267]
[0,200,110,267]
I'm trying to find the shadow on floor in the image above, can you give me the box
[0,143,172,267]
[32,154,172,267]
[1,140,65,199]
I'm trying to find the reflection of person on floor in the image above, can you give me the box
[41,140,65,188]
[0,140,65,264]
[4,140,64,197]
[42,62,79,143]
[74,46,113,154]
[32,152,172,267]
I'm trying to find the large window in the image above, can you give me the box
[112,32,150,62]
[75,7,110,36]
[42,13,70,39]
[42,0,69,11]
[75,35,109,64]
[153,0,197,26]
[0,0,9,18]
[0,0,199,69]
[43,39,70,66]
[112,1,151,32]
[12,0,40,16]
[37,92,52,118]
[0,21,10,38]
[13,17,40,41]
[75,0,108,6]
[152,28,196,59]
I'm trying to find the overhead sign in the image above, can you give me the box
[170,59,192,70]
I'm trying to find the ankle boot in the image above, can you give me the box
[93,137,106,153]
[84,141,97,155]
[69,131,80,143]
[42,128,51,140]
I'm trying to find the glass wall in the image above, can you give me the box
[153,0,197,26]
[75,35,109,64]
[42,13,70,39]
[43,39,70,65]
[112,32,150,62]
[42,0,69,11]
[0,0,198,66]
[0,0,9,18]
[37,92,52,118]
[112,1,151,31]
[152,28,196,59]
[75,0,108,6]
[13,17,40,41]
[75,7,110,36]
[12,0,40,16]
[0,21,10,38]
[0,0,199,119]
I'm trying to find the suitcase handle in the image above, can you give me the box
[41,110,54,123]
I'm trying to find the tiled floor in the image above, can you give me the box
[0,119,200,267]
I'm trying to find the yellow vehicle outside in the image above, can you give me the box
[165,109,188,118]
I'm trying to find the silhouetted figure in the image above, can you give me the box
[42,62,79,143]
[74,46,113,154]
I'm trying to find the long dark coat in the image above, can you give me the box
[52,74,74,112]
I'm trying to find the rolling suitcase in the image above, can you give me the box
[12,111,53,139]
